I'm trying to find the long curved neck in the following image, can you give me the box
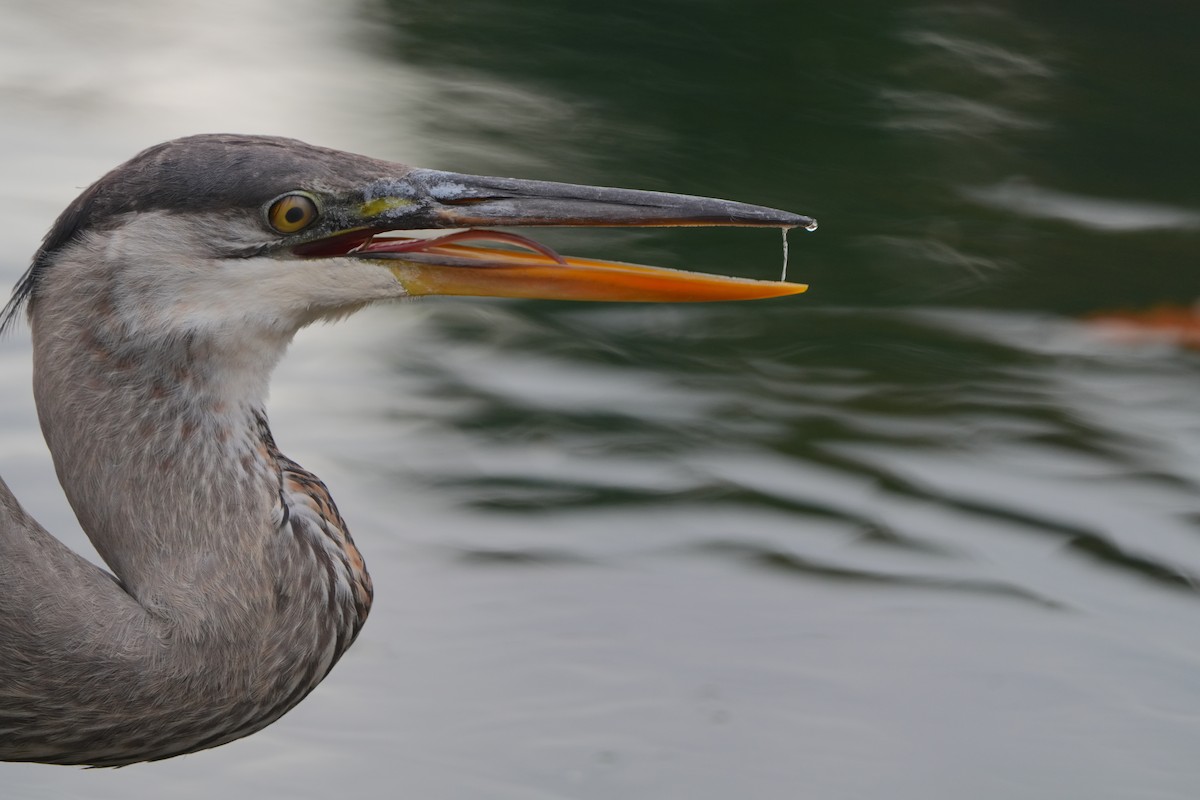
[34,311,278,614]
[34,303,287,621]
[7,263,372,765]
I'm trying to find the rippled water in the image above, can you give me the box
[3,2,1200,798]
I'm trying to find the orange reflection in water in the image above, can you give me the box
[1090,304,1200,349]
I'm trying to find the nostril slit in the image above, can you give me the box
[439,196,509,206]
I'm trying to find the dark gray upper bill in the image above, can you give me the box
[391,168,817,230]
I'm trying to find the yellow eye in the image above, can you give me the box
[267,193,320,234]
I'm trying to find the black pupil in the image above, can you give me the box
[284,205,306,224]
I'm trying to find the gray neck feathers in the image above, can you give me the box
[32,247,286,623]
[9,240,372,765]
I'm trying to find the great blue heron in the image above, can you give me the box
[0,134,814,767]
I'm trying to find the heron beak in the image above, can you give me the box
[331,169,816,302]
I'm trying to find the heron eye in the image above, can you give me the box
[267,193,320,234]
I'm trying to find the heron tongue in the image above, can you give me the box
[356,229,568,264]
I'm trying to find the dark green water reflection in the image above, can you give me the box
[387,0,1200,311]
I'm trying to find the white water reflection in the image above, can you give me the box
[965,178,1200,232]
[898,30,1055,79]
[879,89,1049,135]
[0,0,429,157]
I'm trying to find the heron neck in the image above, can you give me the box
[35,321,277,604]
[25,243,371,633]
[16,273,373,763]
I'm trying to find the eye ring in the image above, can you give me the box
[266,192,320,234]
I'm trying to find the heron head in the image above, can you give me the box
[3,134,813,343]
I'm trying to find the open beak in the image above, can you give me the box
[307,169,816,302]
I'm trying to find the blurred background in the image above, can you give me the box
[3,1,1200,798]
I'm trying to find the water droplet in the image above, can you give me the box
[781,227,790,282]
[804,218,819,232]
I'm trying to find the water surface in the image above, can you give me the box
[3,2,1200,798]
